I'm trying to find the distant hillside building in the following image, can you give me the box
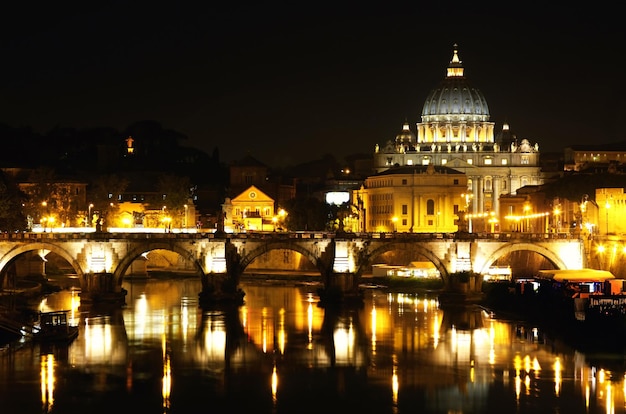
[564,141,626,172]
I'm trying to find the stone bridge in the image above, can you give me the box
[0,231,585,307]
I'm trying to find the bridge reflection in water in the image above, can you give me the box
[1,278,624,413]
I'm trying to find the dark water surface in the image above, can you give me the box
[1,277,626,414]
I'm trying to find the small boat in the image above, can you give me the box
[32,310,79,344]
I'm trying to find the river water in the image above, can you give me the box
[1,277,625,414]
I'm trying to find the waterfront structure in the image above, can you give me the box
[355,164,467,233]
[372,45,544,229]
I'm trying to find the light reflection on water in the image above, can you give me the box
[1,278,625,413]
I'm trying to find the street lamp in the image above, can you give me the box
[87,203,94,227]
[392,216,398,232]
[184,204,188,229]
[605,200,610,236]
[553,207,560,233]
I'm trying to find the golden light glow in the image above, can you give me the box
[40,353,55,412]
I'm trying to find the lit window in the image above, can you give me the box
[521,156,529,165]
[467,159,473,164]
[441,158,447,165]
[407,159,413,165]
[501,158,508,165]
[422,158,430,165]
[484,158,492,165]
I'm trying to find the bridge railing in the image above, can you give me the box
[0,230,583,242]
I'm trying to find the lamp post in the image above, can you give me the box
[553,207,560,233]
[605,200,610,236]
[392,216,398,233]
[184,204,188,230]
[87,203,93,227]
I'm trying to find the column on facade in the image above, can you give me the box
[459,123,466,143]
[433,123,439,141]
[471,176,479,215]
[492,176,501,218]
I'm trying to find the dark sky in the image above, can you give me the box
[0,3,624,167]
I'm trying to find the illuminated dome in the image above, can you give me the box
[416,44,494,144]
[421,44,489,122]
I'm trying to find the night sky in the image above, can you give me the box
[0,3,623,167]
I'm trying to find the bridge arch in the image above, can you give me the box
[362,241,451,283]
[115,241,204,283]
[0,242,85,284]
[476,242,568,275]
[238,240,326,276]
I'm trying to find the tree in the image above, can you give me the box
[90,174,130,227]
[283,197,333,231]
[0,171,27,231]
[158,174,193,227]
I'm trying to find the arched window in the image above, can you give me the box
[427,199,435,215]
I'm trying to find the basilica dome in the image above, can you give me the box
[421,45,490,123]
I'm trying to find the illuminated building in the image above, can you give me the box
[356,164,466,233]
[372,45,544,225]
[222,185,276,232]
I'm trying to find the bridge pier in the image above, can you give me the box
[198,272,245,308]
[79,272,127,307]
[318,272,364,307]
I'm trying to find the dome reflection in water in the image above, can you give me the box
[0,278,624,414]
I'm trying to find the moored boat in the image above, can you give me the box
[482,268,626,351]
[32,310,79,344]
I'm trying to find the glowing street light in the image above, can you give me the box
[87,203,94,227]
[184,204,188,229]
[553,207,561,233]
[605,200,610,236]
[392,216,398,232]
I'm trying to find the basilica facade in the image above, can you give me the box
[361,45,544,233]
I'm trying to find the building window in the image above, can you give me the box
[402,219,407,225]
[485,178,492,191]
[441,158,447,165]
[407,159,413,165]
[422,158,430,165]
[484,158,492,165]
[453,179,459,185]
[402,179,407,185]
[427,199,435,215]
[402,204,408,215]
[454,204,459,214]
[467,159,473,165]
[521,156,529,165]
[468,179,473,191]
[428,219,433,226]
[501,158,508,165]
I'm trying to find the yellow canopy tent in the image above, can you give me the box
[536,269,616,283]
